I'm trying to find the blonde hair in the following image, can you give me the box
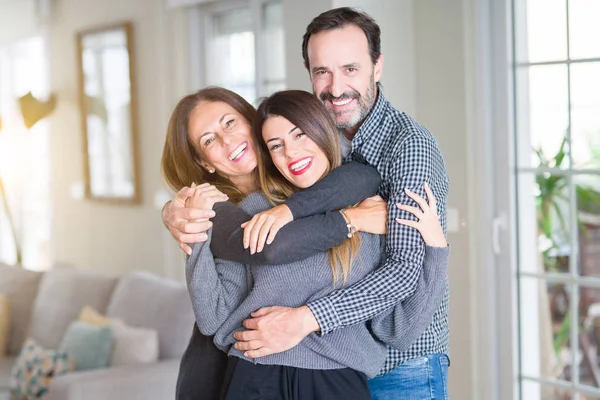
[161,87,258,204]
[254,90,361,285]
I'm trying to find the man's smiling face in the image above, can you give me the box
[307,24,383,134]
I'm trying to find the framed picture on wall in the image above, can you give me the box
[76,21,140,204]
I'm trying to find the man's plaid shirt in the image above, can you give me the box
[307,91,450,375]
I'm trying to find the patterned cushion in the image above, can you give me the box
[0,294,9,357]
[10,338,73,399]
[58,321,113,371]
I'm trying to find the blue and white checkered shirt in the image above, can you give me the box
[307,90,450,375]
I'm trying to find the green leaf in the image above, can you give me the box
[553,135,568,167]
[552,201,568,235]
[577,185,600,212]
[554,310,571,356]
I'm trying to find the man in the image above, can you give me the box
[165,8,450,399]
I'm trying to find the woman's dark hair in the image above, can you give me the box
[301,7,381,69]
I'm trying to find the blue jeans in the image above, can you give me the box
[368,354,450,400]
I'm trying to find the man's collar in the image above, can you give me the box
[353,88,388,144]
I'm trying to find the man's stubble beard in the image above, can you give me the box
[320,75,376,131]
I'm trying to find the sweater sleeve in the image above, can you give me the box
[209,201,349,266]
[186,229,249,336]
[368,245,450,351]
[208,164,380,266]
[285,162,381,219]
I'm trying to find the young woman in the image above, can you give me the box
[175,89,449,399]
[162,87,393,399]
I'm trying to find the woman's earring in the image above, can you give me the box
[208,168,215,174]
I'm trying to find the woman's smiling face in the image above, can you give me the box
[261,115,329,188]
[188,100,257,180]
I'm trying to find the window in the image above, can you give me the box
[0,36,52,270]
[513,1,600,398]
[192,0,285,105]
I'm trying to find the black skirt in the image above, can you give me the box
[176,323,229,400]
[219,356,372,400]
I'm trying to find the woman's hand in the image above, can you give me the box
[240,205,294,254]
[162,184,221,255]
[185,183,229,211]
[396,183,447,248]
[344,196,388,235]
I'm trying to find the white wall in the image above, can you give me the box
[0,0,38,46]
[413,1,476,398]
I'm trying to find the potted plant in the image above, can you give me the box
[535,133,600,385]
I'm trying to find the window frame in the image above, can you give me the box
[510,0,600,398]
[0,35,53,271]
[187,0,285,102]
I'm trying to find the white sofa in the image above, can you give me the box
[0,263,195,400]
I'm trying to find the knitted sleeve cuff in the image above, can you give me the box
[424,244,450,266]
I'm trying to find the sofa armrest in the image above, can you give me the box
[45,359,180,400]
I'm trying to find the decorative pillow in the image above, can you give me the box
[10,338,73,399]
[110,319,159,366]
[58,321,113,371]
[77,306,159,366]
[79,305,112,327]
[0,294,10,358]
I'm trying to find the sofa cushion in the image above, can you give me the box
[58,322,113,371]
[79,306,159,366]
[110,319,159,366]
[106,271,194,360]
[27,268,118,350]
[0,263,42,356]
[79,305,112,327]
[0,355,17,389]
[10,338,73,399]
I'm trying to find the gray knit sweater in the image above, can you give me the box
[186,192,449,379]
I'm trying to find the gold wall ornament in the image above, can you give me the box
[18,92,57,129]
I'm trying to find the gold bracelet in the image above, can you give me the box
[339,209,357,238]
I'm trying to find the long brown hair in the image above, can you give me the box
[254,90,361,285]
[161,87,257,204]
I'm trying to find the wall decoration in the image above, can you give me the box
[18,92,57,129]
[76,21,140,203]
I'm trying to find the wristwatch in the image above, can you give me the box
[339,209,357,238]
